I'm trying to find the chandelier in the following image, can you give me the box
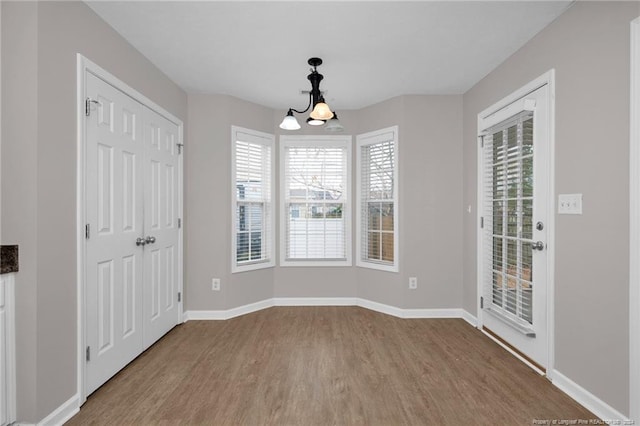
[279,57,344,132]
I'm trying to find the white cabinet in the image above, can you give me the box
[0,274,15,426]
[0,275,5,426]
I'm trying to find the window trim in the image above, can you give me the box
[356,126,399,272]
[279,135,352,267]
[231,126,275,273]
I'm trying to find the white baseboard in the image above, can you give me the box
[549,369,629,422]
[184,298,275,321]
[355,299,474,321]
[355,298,405,317]
[184,298,475,323]
[461,310,478,327]
[36,393,80,426]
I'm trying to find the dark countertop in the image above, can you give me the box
[0,245,19,274]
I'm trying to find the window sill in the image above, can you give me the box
[356,260,398,273]
[280,259,352,268]
[232,259,274,274]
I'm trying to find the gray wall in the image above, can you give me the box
[1,1,187,422]
[186,94,463,309]
[462,1,640,416]
[1,2,38,419]
[186,94,275,311]
[356,96,464,309]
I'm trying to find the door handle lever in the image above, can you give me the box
[145,236,156,245]
[136,237,146,246]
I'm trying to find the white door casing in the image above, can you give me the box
[477,71,555,371]
[85,72,145,395]
[78,55,183,401]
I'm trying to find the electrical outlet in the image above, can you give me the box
[212,278,220,291]
[409,277,418,290]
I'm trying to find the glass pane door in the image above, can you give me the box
[487,114,534,325]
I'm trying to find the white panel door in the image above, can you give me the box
[85,72,144,395]
[479,83,551,369]
[142,106,181,349]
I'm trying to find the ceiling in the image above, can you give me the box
[86,1,573,111]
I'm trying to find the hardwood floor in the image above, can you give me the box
[67,307,595,425]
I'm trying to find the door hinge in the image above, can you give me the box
[480,296,484,309]
[86,346,91,362]
[85,98,99,117]
[178,218,182,229]
[480,217,484,228]
[480,136,484,148]
[85,224,90,239]
[177,143,184,155]
[178,292,181,303]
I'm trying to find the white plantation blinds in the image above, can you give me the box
[482,112,534,325]
[281,138,351,264]
[357,127,398,271]
[232,127,274,272]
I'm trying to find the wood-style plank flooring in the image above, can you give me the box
[66,307,595,425]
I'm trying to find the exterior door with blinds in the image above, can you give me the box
[478,79,552,370]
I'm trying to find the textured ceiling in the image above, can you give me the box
[86,1,573,110]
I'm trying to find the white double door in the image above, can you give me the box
[84,72,182,395]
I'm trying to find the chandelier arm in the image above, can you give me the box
[290,93,313,115]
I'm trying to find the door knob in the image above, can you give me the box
[531,241,545,251]
[145,236,156,245]
[136,237,146,246]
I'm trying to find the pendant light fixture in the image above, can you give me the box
[279,57,342,131]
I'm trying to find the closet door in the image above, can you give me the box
[142,106,181,349]
[84,72,182,396]
[85,73,144,395]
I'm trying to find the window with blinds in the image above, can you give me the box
[482,112,534,325]
[356,126,398,272]
[232,126,274,273]
[280,136,351,266]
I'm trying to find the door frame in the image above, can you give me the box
[476,70,556,375]
[76,54,184,404]
[629,16,640,423]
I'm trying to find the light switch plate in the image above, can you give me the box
[558,193,582,215]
